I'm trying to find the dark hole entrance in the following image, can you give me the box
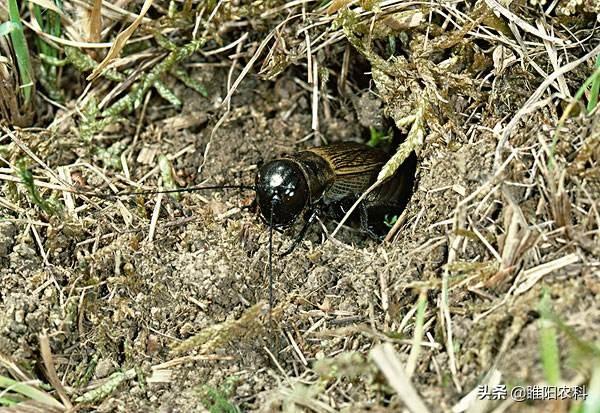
[332,122,418,242]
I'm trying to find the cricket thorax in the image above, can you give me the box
[289,150,336,202]
[255,159,310,228]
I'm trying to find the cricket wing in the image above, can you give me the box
[305,142,389,177]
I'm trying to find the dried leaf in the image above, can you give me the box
[88,0,103,43]
[382,10,424,31]
[87,0,153,81]
[327,0,352,15]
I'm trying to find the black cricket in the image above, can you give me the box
[255,142,416,255]
[95,141,416,250]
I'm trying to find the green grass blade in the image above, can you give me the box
[171,67,208,97]
[16,161,61,215]
[583,363,600,413]
[0,395,19,406]
[50,0,64,37]
[0,21,20,37]
[406,289,428,377]
[538,290,561,385]
[0,376,63,409]
[7,0,34,106]
[587,54,600,113]
[75,369,136,404]
[550,59,600,165]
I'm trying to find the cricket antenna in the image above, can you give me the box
[268,204,274,317]
[267,201,280,359]
[69,183,255,199]
[112,184,255,197]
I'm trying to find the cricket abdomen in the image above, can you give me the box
[324,150,416,236]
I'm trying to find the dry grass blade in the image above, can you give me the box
[0,400,65,413]
[451,369,502,413]
[514,253,580,296]
[495,42,600,166]
[4,127,64,186]
[38,334,72,410]
[371,343,431,413]
[277,387,337,413]
[484,0,565,45]
[88,0,103,43]
[406,289,428,378]
[0,353,31,383]
[87,0,153,80]
[17,14,113,47]
[199,17,293,173]
[147,191,163,242]
[28,0,63,14]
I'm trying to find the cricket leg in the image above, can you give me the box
[243,197,257,213]
[359,202,384,240]
[279,208,318,256]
